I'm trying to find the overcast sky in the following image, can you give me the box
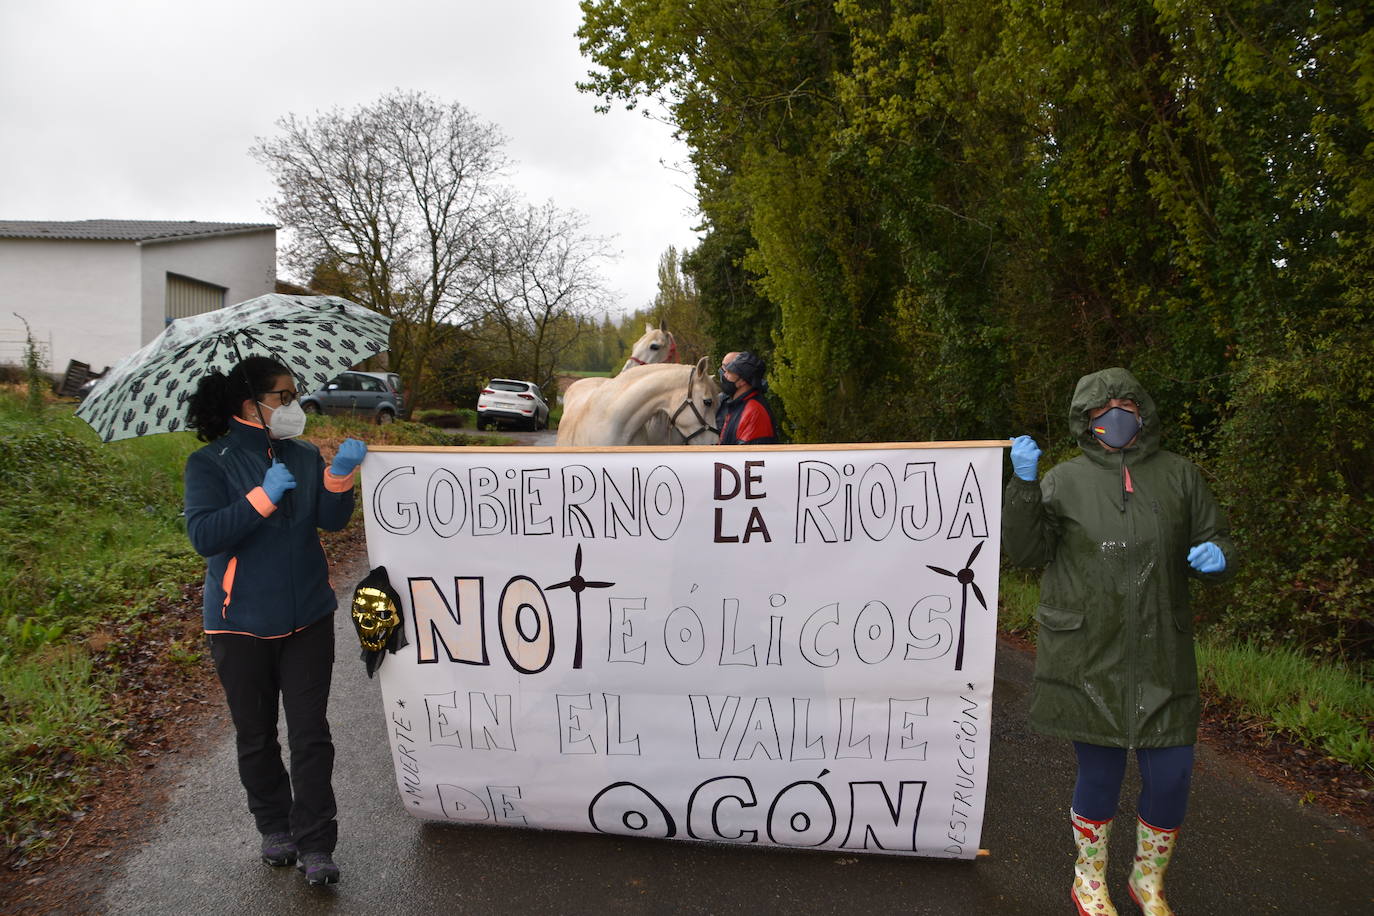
[0,0,698,315]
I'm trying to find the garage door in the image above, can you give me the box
[165,273,226,321]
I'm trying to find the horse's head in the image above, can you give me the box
[667,357,720,445]
[623,321,678,370]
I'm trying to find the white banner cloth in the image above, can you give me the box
[361,442,1004,858]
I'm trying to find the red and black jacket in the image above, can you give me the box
[717,389,778,445]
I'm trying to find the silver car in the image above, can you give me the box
[301,370,406,424]
[476,379,549,431]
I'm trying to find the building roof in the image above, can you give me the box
[0,220,276,244]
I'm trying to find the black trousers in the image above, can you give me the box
[208,615,337,854]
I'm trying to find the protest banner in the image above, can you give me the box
[361,441,1005,859]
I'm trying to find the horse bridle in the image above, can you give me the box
[668,366,718,443]
[626,331,678,367]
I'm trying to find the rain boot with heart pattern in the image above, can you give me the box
[1071,809,1117,915]
[1126,815,1178,915]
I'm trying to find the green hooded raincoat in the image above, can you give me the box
[1002,368,1236,748]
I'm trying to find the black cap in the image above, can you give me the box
[726,351,767,390]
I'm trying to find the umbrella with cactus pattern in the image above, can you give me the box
[76,294,391,442]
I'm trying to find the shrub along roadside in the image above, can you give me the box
[409,403,560,433]
[997,567,1373,775]
[412,406,477,428]
[0,398,201,663]
[0,394,486,859]
[0,390,201,856]
[303,411,492,447]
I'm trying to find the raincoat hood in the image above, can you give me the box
[1069,367,1160,465]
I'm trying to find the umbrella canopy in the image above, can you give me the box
[76,294,392,442]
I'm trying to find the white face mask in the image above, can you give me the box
[260,399,307,439]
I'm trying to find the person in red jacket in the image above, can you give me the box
[715,350,778,445]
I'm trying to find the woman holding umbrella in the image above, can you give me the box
[184,355,366,886]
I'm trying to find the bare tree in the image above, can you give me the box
[468,202,615,390]
[252,90,507,402]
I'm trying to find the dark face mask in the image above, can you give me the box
[1090,406,1142,449]
[718,369,737,395]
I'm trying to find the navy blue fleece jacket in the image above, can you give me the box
[184,417,356,637]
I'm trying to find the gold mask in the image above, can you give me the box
[351,585,401,652]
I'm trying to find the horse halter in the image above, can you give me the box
[669,366,718,443]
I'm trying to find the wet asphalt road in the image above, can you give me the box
[96,556,1373,915]
[94,434,1372,914]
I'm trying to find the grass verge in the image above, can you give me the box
[0,393,498,858]
[1197,640,1373,774]
[0,389,200,856]
[997,567,1039,637]
[997,564,1374,774]
[0,646,122,860]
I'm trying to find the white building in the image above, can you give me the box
[0,220,277,376]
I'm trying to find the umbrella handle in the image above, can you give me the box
[231,341,292,518]
[230,338,279,465]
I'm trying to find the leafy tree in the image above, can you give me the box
[581,1,895,441]
[558,314,623,373]
[619,246,714,364]
[684,221,775,362]
[580,0,1374,659]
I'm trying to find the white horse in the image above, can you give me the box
[561,321,681,433]
[556,359,719,446]
[622,321,678,372]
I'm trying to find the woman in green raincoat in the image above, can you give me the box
[1003,367,1235,916]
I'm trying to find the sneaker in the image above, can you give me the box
[297,851,340,886]
[259,832,298,867]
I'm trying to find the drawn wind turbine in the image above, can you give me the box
[927,540,988,671]
[547,544,615,669]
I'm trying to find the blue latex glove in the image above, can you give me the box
[1187,541,1226,574]
[262,461,297,504]
[331,438,367,476]
[1010,435,1042,482]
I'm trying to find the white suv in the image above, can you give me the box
[477,379,550,431]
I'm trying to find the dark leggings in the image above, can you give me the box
[1072,742,1194,829]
